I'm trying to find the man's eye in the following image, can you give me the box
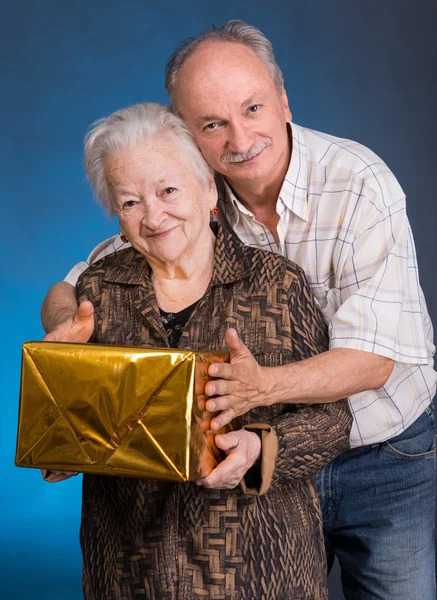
[204,123,218,131]
[248,105,260,113]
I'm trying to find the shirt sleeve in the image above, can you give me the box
[64,234,131,286]
[241,269,352,495]
[329,195,429,365]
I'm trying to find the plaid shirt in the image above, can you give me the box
[66,123,436,447]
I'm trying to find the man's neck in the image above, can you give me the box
[229,176,283,215]
[227,179,282,245]
[227,129,293,222]
[225,131,292,245]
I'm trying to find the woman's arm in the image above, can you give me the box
[241,398,351,494]
[197,386,351,495]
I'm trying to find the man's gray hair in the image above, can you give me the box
[165,20,284,113]
[84,102,213,216]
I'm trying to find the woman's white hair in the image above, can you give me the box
[84,102,213,216]
[165,20,284,113]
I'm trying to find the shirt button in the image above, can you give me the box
[259,234,266,241]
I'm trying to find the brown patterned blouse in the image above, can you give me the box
[76,224,352,600]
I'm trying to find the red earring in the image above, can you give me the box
[210,207,219,216]
[120,233,129,243]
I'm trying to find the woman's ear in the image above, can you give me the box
[207,176,219,213]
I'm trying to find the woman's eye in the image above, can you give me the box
[248,105,260,113]
[122,200,137,209]
[163,187,175,195]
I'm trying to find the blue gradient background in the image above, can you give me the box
[2,1,436,598]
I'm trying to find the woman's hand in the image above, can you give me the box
[43,300,95,343]
[41,470,77,483]
[195,429,261,489]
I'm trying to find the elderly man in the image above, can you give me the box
[42,20,436,600]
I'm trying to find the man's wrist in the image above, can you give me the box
[261,365,296,407]
[259,366,275,407]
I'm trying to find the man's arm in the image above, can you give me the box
[267,346,394,402]
[205,335,394,430]
[42,290,94,343]
[40,286,94,483]
[41,233,129,333]
[206,193,428,430]
[41,282,79,333]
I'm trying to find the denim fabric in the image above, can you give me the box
[317,405,436,600]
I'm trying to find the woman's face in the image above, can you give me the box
[106,135,216,267]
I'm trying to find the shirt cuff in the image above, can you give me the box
[240,423,278,496]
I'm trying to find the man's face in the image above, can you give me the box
[175,41,291,190]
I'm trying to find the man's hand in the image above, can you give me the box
[43,300,95,343]
[196,429,261,489]
[205,328,272,430]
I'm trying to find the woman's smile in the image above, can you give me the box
[145,224,181,240]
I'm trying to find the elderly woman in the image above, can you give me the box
[72,102,351,600]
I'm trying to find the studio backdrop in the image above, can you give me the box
[2,1,436,599]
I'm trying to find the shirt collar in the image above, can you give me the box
[217,122,309,225]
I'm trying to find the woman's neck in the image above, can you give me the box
[150,229,216,312]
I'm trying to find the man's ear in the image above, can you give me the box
[281,86,292,122]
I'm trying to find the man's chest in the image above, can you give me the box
[220,213,345,323]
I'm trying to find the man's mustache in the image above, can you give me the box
[220,140,272,164]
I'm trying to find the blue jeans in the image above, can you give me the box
[316,404,436,600]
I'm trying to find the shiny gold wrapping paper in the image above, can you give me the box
[15,342,229,482]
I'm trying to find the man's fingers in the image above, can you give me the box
[196,394,207,411]
[205,378,234,398]
[208,361,233,379]
[224,328,249,359]
[75,300,94,322]
[205,395,231,412]
[200,410,214,432]
[70,300,94,342]
[210,409,235,431]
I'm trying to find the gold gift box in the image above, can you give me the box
[15,342,228,482]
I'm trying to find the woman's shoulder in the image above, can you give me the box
[76,247,148,289]
[216,224,306,288]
